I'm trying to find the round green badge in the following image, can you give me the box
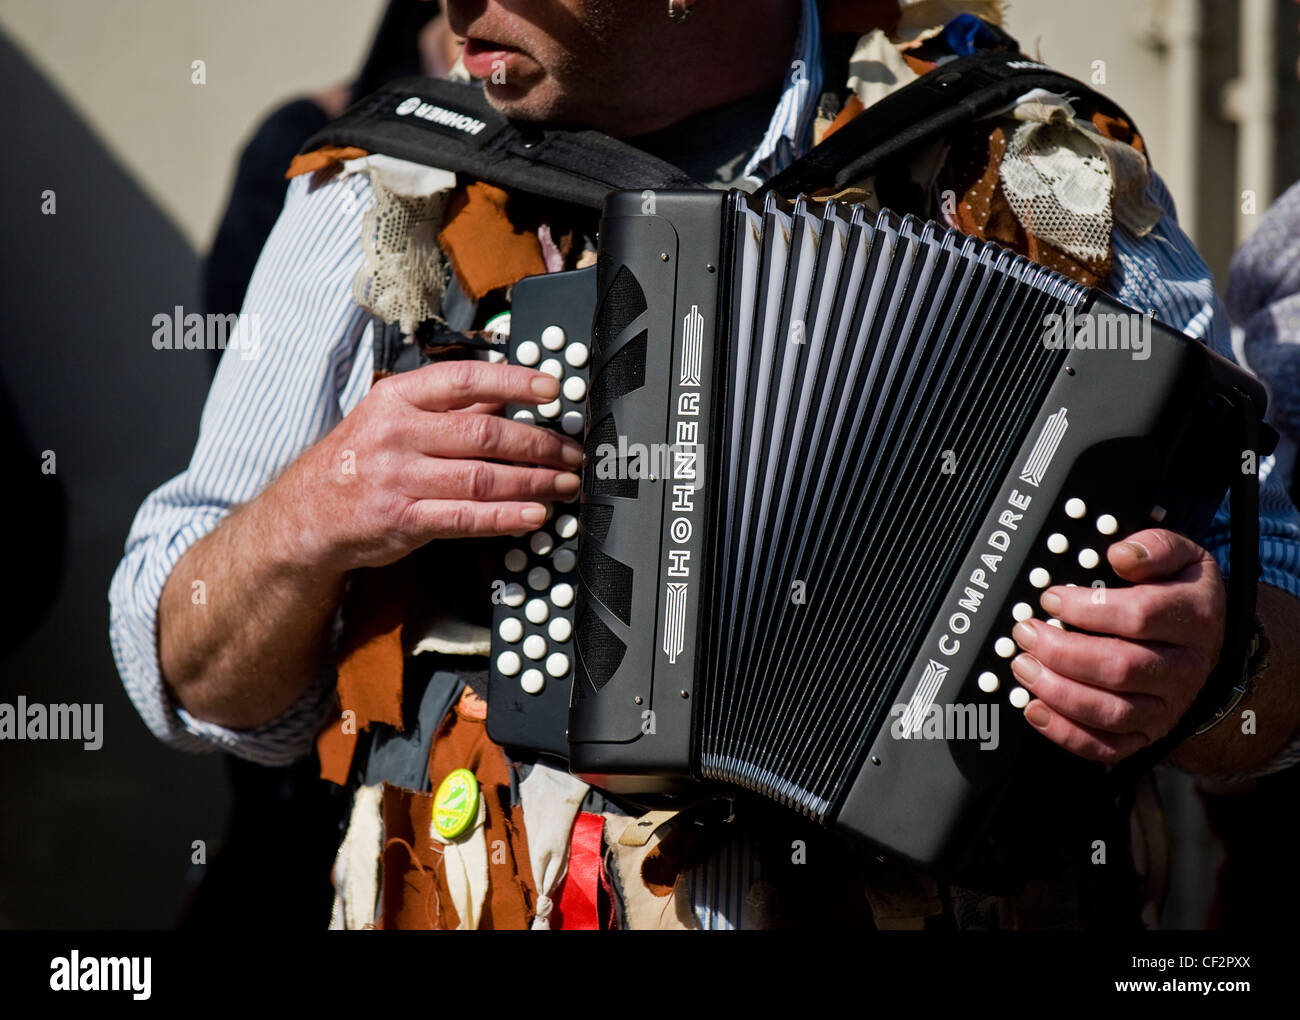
[433,768,479,839]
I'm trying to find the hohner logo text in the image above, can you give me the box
[662,307,705,664]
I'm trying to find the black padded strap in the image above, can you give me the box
[759,51,1144,199]
[299,77,702,209]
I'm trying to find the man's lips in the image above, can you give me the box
[462,37,527,80]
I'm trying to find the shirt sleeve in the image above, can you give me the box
[108,172,377,766]
[1109,172,1300,603]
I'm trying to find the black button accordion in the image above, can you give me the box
[485,189,1269,872]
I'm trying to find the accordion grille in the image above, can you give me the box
[593,264,646,359]
[584,414,637,499]
[575,600,625,694]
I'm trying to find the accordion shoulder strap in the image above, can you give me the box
[297,77,703,210]
[759,51,1145,199]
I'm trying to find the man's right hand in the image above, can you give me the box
[276,359,584,572]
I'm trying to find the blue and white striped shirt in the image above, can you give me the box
[108,2,1300,928]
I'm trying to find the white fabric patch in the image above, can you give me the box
[519,764,590,929]
[329,783,384,930]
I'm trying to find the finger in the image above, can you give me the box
[1009,654,1165,736]
[1037,581,1223,648]
[395,360,561,412]
[455,401,505,415]
[1107,528,1215,584]
[1009,618,1174,696]
[414,412,584,469]
[1018,698,1150,765]
[404,499,550,539]
[404,459,582,503]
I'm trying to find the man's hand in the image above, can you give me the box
[277,359,584,573]
[1009,528,1226,764]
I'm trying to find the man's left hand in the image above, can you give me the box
[1009,528,1226,764]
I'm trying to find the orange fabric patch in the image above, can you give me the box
[336,565,408,733]
[285,145,369,180]
[316,705,359,786]
[820,94,865,143]
[437,182,548,302]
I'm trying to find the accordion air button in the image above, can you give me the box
[523,634,547,660]
[978,671,1000,693]
[1012,602,1033,622]
[520,669,545,695]
[563,376,587,401]
[553,548,578,573]
[513,409,535,423]
[1064,498,1087,519]
[529,532,554,556]
[561,412,584,435]
[1046,533,1068,554]
[525,598,550,624]
[548,617,572,642]
[556,515,579,539]
[539,399,562,418]
[540,357,563,379]
[1029,567,1051,588]
[1096,514,1118,535]
[516,341,540,365]
[497,651,521,676]
[528,566,552,590]
[504,548,528,573]
[487,350,506,364]
[498,618,523,643]
[551,583,575,608]
[546,652,570,677]
[1046,618,1065,629]
[565,342,589,367]
[541,325,566,350]
[1009,686,1031,709]
[503,583,526,607]
[995,637,1016,658]
[1078,548,1100,570]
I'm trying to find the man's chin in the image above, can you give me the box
[481,79,566,124]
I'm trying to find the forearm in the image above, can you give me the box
[1167,583,1300,776]
[157,467,346,730]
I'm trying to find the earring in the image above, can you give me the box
[668,0,694,22]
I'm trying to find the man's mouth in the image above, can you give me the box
[461,36,527,81]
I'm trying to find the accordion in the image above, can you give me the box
[486,189,1267,872]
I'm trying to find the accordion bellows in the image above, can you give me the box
[489,190,1265,873]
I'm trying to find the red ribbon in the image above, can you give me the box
[551,812,604,930]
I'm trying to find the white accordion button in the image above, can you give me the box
[523,634,547,660]
[1012,602,1033,623]
[513,409,535,423]
[539,399,562,418]
[504,548,527,573]
[502,583,526,607]
[561,411,584,435]
[546,652,570,677]
[1064,498,1087,519]
[551,582,575,608]
[978,671,1000,693]
[1029,568,1051,588]
[995,637,1016,658]
[529,531,554,556]
[1009,686,1031,709]
[548,617,572,642]
[498,618,523,643]
[1047,533,1068,554]
[1046,618,1065,629]
[541,325,566,350]
[563,376,587,401]
[527,566,552,591]
[525,598,549,625]
[553,548,577,574]
[556,514,579,539]
[497,651,521,676]
[487,349,507,364]
[521,669,546,695]
[1096,514,1118,535]
[516,341,540,366]
[1078,548,1100,570]
[540,358,563,379]
[564,342,589,367]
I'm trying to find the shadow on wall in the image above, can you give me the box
[0,30,229,928]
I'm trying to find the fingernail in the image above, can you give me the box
[1012,621,1037,650]
[1040,590,1062,616]
[1118,540,1148,561]
[531,375,560,399]
[556,472,581,495]
[561,443,584,468]
[1025,702,1051,728]
[1011,654,1040,686]
[521,506,546,526]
